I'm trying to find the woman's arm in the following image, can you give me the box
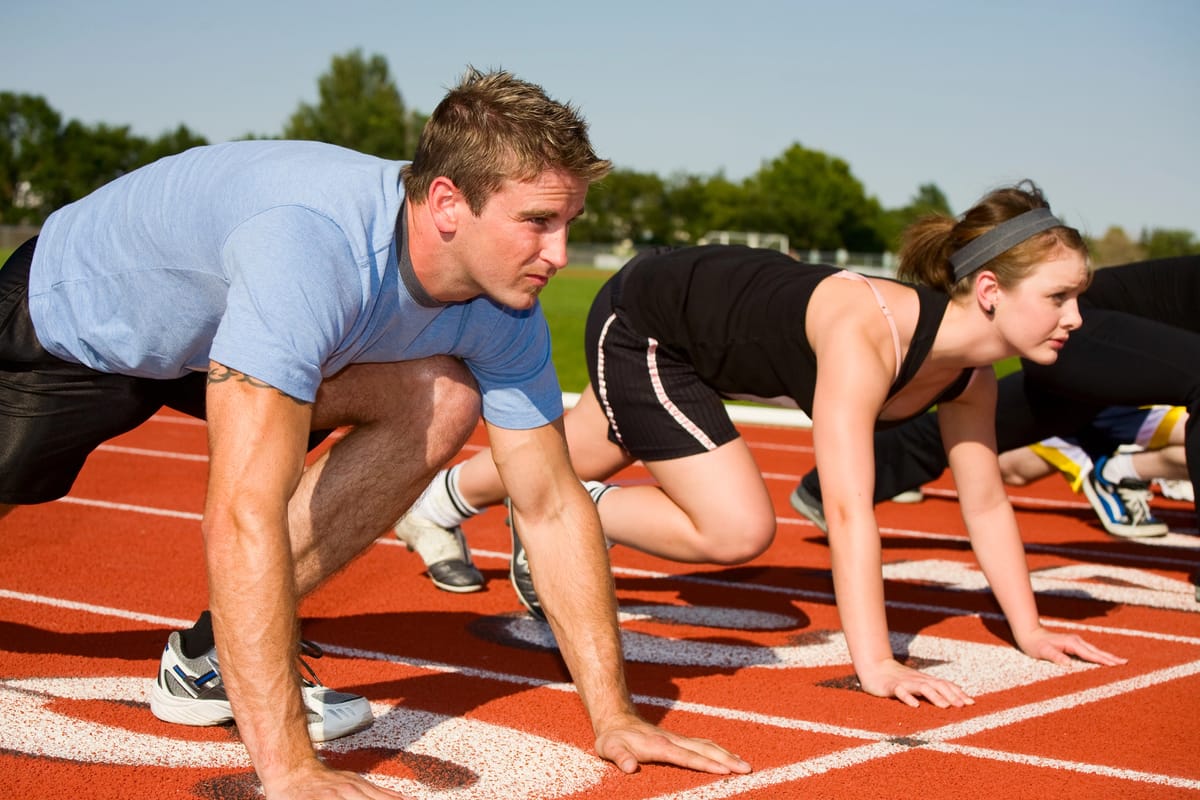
[939,370,1126,667]
[808,283,973,708]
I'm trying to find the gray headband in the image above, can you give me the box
[949,207,1063,282]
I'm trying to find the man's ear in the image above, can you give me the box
[427,176,462,234]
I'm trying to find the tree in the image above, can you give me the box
[283,50,423,160]
[1089,226,1144,267]
[579,169,671,244]
[662,172,721,244]
[142,124,209,164]
[739,143,886,251]
[0,93,62,223]
[878,182,953,252]
[0,93,210,224]
[1139,227,1199,260]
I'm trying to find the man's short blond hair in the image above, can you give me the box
[401,67,611,213]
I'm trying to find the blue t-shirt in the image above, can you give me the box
[27,140,561,429]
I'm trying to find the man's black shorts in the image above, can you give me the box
[0,237,217,504]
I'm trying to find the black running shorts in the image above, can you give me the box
[0,238,213,503]
[0,238,333,505]
[583,262,738,462]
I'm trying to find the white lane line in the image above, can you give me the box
[779,515,1200,562]
[927,742,1200,791]
[56,496,202,521]
[0,590,191,628]
[4,588,1198,796]
[0,588,879,740]
[146,414,206,427]
[96,444,208,462]
[38,500,1200,644]
[637,659,1200,799]
[462,545,1200,645]
[53,488,1198,575]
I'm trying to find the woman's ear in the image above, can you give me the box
[975,270,1001,316]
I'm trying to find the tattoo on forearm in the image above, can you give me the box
[207,365,311,406]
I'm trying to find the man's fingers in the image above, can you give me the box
[597,729,751,776]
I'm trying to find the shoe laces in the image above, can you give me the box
[297,639,329,688]
[1114,480,1158,525]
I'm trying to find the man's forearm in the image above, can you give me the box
[526,504,639,732]
[205,510,315,788]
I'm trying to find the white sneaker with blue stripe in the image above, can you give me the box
[1081,456,1169,538]
[149,631,373,741]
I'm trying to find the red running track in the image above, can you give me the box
[1,410,1198,799]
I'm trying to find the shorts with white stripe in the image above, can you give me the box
[584,273,738,462]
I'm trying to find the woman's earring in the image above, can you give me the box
[986,304,995,316]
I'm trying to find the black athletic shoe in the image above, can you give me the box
[504,498,545,620]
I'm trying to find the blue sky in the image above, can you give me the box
[8,0,1198,236]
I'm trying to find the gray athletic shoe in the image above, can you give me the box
[393,511,485,592]
[504,498,545,620]
[149,632,373,741]
[789,482,828,533]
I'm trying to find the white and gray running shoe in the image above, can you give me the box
[149,632,373,741]
[394,511,485,593]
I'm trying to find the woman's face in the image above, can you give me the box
[995,247,1090,365]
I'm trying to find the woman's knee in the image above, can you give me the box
[695,514,776,564]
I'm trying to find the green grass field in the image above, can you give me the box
[539,264,1021,391]
[0,251,1015,390]
[538,265,611,392]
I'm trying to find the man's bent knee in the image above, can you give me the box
[312,356,480,431]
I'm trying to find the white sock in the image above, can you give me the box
[416,464,482,528]
[1101,453,1142,485]
[582,480,618,549]
[583,480,619,505]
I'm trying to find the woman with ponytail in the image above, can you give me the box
[396,181,1125,708]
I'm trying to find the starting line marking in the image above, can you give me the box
[1,587,1199,798]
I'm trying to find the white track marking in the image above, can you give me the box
[65,491,1200,573]
[883,559,1200,613]
[468,545,1200,639]
[0,677,607,798]
[97,444,208,461]
[20,416,1195,797]
[3,590,1198,796]
[501,615,1092,695]
[57,496,202,520]
[0,589,190,627]
[147,414,206,427]
[636,659,1200,799]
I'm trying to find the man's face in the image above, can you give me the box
[454,169,590,310]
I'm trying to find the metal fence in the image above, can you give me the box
[567,242,898,277]
[1,226,897,278]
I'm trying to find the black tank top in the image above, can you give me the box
[613,245,971,423]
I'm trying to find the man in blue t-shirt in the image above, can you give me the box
[0,68,750,796]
